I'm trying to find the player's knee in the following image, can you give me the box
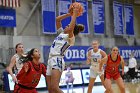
[106,86,112,92]
[120,85,125,92]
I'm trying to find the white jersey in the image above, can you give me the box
[49,27,75,57]
[14,54,23,74]
[90,49,102,69]
[65,71,73,79]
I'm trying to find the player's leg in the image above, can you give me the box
[115,77,125,93]
[104,78,113,93]
[46,60,52,93]
[100,74,106,88]
[87,68,96,93]
[51,57,65,93]
[87,77,96,93]
[51,69,63,93]
[46,75,52,93]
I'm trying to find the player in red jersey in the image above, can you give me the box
[13,48,46,93]
[99,46,125,93]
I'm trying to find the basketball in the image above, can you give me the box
[68,2,84,17]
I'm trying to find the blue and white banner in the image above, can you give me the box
[0,8,16,27]
[92,1,105,34]
[113,1,124,35]
[82,69,101,84]
[43,46,104,62]
[41,0,56,34]
[119,46,140,59]
[58,0,72,29]
[64,46,89,61]
[124,4,134,36]
[76,0,89,34]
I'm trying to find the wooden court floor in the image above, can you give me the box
[1,81,139,93]
[37,82,140,93]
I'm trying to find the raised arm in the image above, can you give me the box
[66,6,78,38]
[56,13,71,30]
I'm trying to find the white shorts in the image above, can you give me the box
[46,56,65,76]
[90,66,104,78]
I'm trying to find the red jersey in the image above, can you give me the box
[105,54,121,80]
[16,61,46,88]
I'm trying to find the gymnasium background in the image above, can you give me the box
[0,0,140,91]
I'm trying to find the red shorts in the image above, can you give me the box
[105,72,120,80]
[14,84,37,93]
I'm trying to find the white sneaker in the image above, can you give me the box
[132,79,135,83]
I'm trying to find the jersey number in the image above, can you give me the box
[93,58,97,62]
[52,41,56,48]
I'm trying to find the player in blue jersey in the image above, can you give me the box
[46,3,84,93]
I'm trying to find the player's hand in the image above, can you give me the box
[24,63,29,72]
[97,59,101,63]
[12,76,18,84]
[122,70,124,76]
[99,67,102,72]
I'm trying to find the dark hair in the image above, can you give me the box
[15,43,23,53]
[73,24,84,36]
[19,48,36,64]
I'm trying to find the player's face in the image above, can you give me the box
[92,41,99,50]
[32,49,41,59]
[111,47,119,56]
[16,44,24,54]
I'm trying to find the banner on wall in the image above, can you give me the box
[43,46,104,62]
[58,0,72,29]
[124,4,134,36]
[0,8,16,27]
[92,0,105,34]
[113,1,124,35]
[41,0,56,34]
[75,0,89,34]
[119,46,140,59]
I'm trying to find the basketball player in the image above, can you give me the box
[65,66,74,93]
[46,3,84,93]
[65,66,74,84]
[13,48,46,93]
[6,43,24,83]
[99,46,125,93]
[86,40,107,93]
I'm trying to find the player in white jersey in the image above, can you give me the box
[6,43,24,83]
[86,40,107,93]
[46,4,84,93]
